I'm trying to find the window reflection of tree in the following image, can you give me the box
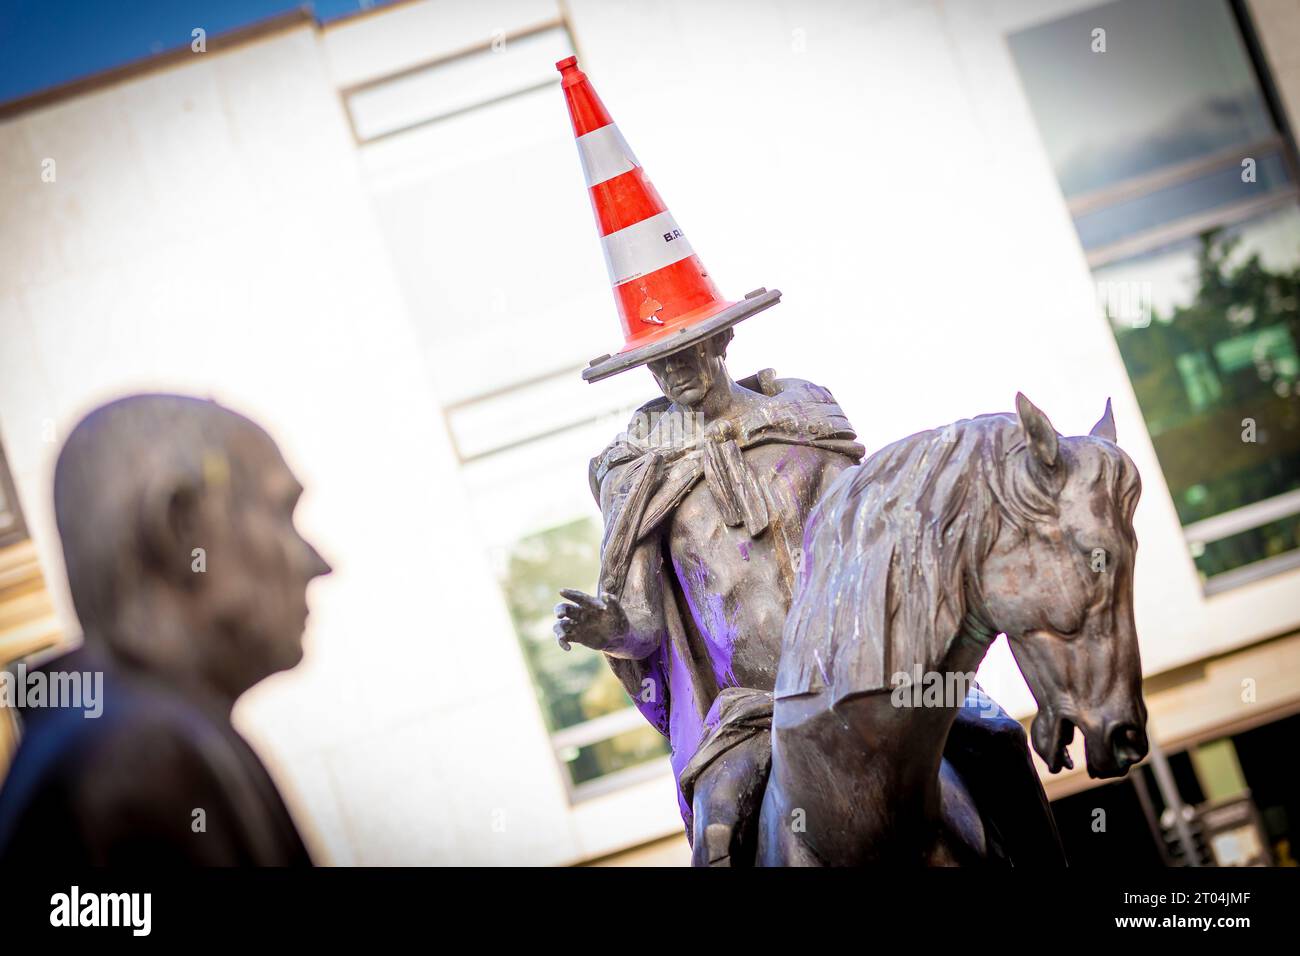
[1112,226,1300,575]
[500,518,668,790]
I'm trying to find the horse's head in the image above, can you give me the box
[979,394,1147,779]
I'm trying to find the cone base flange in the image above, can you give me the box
[582,288,782,383]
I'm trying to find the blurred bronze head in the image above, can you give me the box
[53,394,331,704]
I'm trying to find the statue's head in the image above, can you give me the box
[646,328,733,408]
[980,394,1147,779]
[54,394,331,702]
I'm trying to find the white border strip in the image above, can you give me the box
[601,210,694,286]
[577,123,640,187]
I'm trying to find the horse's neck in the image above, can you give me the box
[942,612,997,677]
[840,619,997,824]
[830,690,956,835]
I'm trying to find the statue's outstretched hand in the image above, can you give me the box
[554,589,629,652]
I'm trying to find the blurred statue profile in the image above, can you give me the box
[0,395,330,865]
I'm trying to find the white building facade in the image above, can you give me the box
[1,0,1298,864]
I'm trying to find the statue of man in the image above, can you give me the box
[556,327,863,865]
[558,324,1065,867]
[0,395,329,865]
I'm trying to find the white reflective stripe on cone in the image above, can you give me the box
[601,210,695,286]
[577,124,640,187]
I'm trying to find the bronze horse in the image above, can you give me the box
[757,394,1148,865]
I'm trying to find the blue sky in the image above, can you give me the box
[0,0,398,104]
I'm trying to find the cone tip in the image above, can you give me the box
[555,55,578,73]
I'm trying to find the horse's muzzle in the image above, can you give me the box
[1105,722,1148,774]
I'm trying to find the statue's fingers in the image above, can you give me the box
[559,588,601,608]
[552,621,573,652]
[554,602,582,620]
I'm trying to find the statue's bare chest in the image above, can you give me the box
[666,443,851,686]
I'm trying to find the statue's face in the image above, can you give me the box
[648,340,724,407]
[193,426,331,695]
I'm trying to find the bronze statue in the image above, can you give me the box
[757,394,1148,864]
[552,55,1081,866]
[0,395,328,865]
[558,329,1085,864]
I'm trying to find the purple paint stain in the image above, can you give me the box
[770,446,811,507]
[666,646,705,822]
[672,554,737,687]
[629,647,671,735]
[738,541,750,561]
[659,553,747,826]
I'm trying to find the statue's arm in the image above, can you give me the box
[604,534,669,660]
[556,461,670,659]
[596,461,668,659]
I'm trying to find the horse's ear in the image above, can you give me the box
[1015,392,1059,468]
[1089,398,1117,443]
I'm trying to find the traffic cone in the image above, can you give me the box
[556,55,781,383]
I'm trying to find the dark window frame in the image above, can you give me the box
[1009,0,1300,594]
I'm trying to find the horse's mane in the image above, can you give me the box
[775,412,1133,703]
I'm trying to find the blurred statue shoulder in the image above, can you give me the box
[0,646,312,866]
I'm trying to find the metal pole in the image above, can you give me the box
[1130,766,1175,866]
[1147,737,1201,866]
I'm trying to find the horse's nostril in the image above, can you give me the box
[1108,723,1148,769]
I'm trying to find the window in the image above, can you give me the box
[1,434,61,785]
[0,440,27,550]
[499,518,668,797]
[1010,0,1300,592]
[344,5,670,796]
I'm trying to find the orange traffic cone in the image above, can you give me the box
[556,56,781,383]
